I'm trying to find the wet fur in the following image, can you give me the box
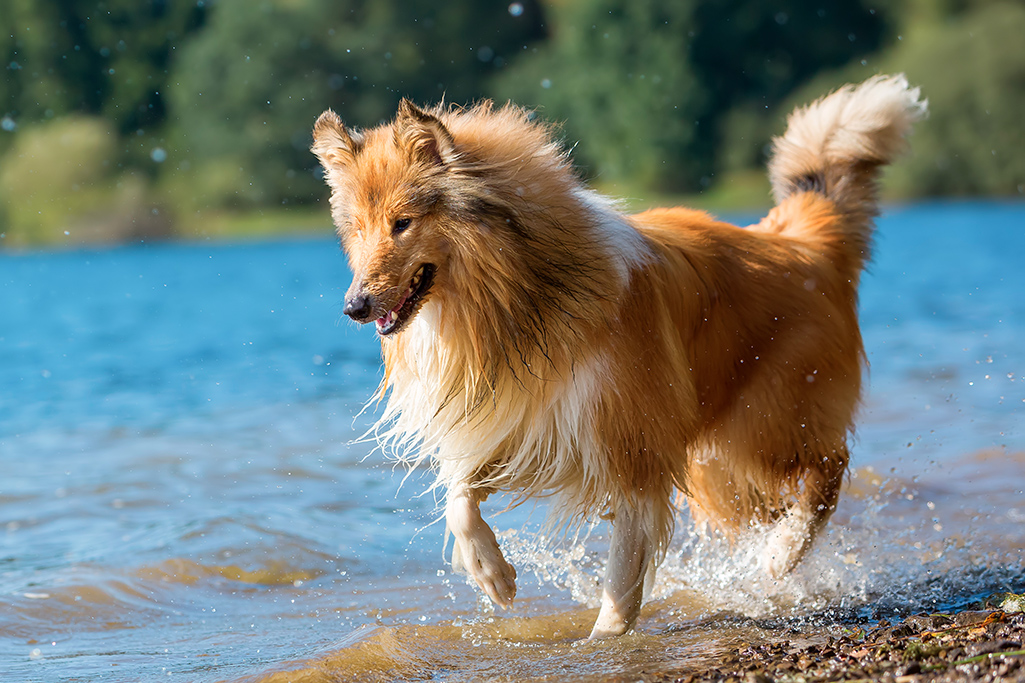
[312,75,926,637]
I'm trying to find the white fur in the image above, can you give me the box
[380,325,614,519]
[769,74,928,203]
[575,188,653,285]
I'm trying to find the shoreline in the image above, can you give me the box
[668,597,1025,683]
[8,197,1025,252]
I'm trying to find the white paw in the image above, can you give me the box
[760,511,812,579]
[452,532,517,608]
[588,602,633,640]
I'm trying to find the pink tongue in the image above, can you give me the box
[377,288,411,326]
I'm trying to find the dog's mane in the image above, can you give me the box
[384,102,647,399]
[372,102,655,523]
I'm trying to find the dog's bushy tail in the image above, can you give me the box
[767,74,927,257]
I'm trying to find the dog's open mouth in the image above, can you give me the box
[375,264,436,336]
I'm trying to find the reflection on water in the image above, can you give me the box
[0,202,1023,682]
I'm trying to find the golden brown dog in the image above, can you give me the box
[312,75,925,638]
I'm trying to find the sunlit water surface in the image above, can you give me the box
[1,202,1023,682]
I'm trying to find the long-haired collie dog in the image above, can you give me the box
[312,75,925,638]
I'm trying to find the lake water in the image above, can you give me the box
[1,201,1023,682]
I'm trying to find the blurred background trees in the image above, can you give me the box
[1,0,1023,247]
[495,0,888,193]
[166,0,545,213]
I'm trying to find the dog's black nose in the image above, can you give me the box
[343,294,373,322]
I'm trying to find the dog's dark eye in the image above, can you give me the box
[393,217,412,233]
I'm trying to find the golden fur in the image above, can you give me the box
[312,75,926,637]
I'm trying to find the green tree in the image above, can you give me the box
[0,0,206,161]
[164,0,545,210]
[493,0,889,195]
[884,2,1025,196]
[493,0,704,193]
[0,1,204,244]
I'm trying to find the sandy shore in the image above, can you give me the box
[669,594,1025,683]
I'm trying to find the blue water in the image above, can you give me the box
[854,202,1024,449]
[1,201,1023,682]
[1,238,378,435]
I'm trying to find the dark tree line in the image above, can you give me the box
[1,0,1023,245]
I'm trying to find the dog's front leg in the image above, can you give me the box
[589,503,653,639]
[445,484,517,608]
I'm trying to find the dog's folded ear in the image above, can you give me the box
[311,109,363,168]
[394,99,457,167]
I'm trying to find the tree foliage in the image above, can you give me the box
[884,2,1025,196]
[1,0,1023,246]
[165,0,545,208]
[493,0,887,193]
[493,0,704,192]
[0,0,206,160]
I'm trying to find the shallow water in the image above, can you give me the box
[1,201,1023,682]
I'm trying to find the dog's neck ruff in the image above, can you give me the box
[374,188,651,519]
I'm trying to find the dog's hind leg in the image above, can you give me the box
[761,449,846,578]
[589,500,658,639]
[445,484,518,608]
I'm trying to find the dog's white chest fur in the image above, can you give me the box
[380,306,613,504]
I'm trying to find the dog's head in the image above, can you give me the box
[311,100,459,337]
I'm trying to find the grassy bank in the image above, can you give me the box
[0,175,776,251]
[173,206,334,242]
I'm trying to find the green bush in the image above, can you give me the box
[735,2,1025,200]
[885,2,1025,197]
[0,116,167,246]
[164,0,545,210]
[492,0,704,193]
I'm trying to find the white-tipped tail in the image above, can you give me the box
[768,74,928,205]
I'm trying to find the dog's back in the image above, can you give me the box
[624,75,926,576]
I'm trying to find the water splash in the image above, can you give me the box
[497,530,604,609]
[484,462,1025,631]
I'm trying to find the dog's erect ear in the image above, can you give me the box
[311,109,363,168]
[394,98,456,167]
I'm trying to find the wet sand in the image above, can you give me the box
[242,598,1025,683]
[669,599,1025,683]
